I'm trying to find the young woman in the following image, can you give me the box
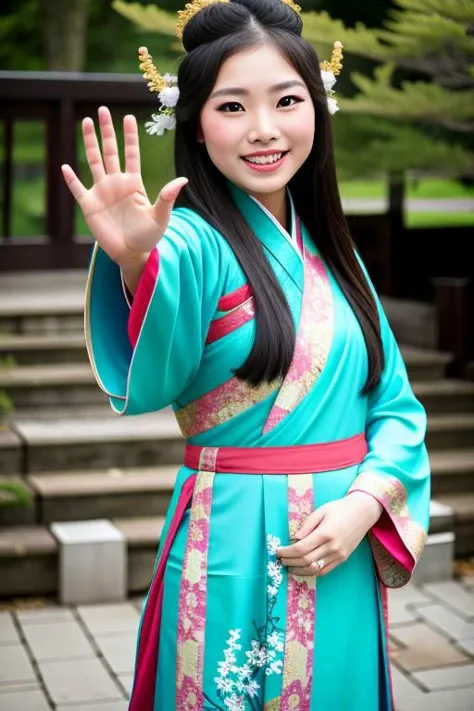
[62,1,430,709]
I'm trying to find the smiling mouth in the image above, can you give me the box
[241,151,289,165]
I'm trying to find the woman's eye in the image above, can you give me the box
[278,95,303,108]
[218,102,244,113]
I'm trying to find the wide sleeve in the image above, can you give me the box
[84,210,222,416]
[347,279,431,588]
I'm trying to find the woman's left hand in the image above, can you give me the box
[276,492,383,577]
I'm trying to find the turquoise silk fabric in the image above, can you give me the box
[84,184,431,711]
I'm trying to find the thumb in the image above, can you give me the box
[152,176,189,226]
[294,506,326,541]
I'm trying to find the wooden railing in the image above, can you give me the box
[0,71,156,271]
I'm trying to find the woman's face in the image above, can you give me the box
[200,42,315,204]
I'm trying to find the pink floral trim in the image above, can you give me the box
[263,247,333,434]
[206,297,255,345]
[281,474,315,711]
[176,471,214,709]
[198,447,219,472]
[175,373,280,438]
[348,472,427,588]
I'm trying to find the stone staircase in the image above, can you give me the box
[1,271,474,599]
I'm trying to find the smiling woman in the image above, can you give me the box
[61,1,431,710]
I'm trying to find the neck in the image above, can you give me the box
[250,189,288,231]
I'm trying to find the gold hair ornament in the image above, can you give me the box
[281,0,302,13]
[320,40,344,77]
[177,0,302,40]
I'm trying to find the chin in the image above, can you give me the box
[234,172,293,196]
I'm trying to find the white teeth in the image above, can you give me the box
[244,152,283,165]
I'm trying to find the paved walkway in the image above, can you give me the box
[0,578,473,710]
[341,197,474,214]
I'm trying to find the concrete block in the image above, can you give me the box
[412,532,455,585]
[429,500,454,534]
[50,519,126,605]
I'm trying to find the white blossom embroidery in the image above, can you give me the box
[210,535,286,709]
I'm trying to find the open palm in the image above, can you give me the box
[61,106,187,266]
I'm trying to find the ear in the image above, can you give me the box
[197,124,205,144]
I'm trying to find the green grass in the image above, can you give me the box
[338,178,474,201]
[406,212,474,228]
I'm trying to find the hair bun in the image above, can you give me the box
[182,0,303,53]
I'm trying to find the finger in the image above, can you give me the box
[124,114,140,174]
[290,553,339,577]
[61,164,87,203]
[278,527,327,560]
[82,117,106,182]
[152,177,189,225]
[279,541,333,569]
[293,506,325,541]
[318,558,340,577]
[98,106,121,174]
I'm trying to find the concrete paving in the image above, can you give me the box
[0,578,473,710]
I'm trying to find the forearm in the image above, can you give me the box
[347,490,383,528]
[119,252,151,297]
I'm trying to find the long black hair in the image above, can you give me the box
[174,0,384,393]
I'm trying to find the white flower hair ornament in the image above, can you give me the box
[138,1,344,137]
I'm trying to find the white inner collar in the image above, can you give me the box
[248,191,300,255]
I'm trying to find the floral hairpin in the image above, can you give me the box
[139,0,343,137]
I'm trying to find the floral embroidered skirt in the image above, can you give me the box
[131,467,392,711]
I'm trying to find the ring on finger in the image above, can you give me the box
[315,558,325,571]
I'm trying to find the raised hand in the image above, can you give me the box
[61,106,188,268]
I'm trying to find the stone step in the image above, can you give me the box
[0,297,84,335]
[435,493,474,557]
[2,359,467,414]
[0,330,452,381]
[12,412,185,473]
[425,413,474,450]
[0,428,22,475]
[19,447,474,527]
[0,363,104,410]
[0,271,85,335]
[27,467,179,524]
[381,296,437,350]
[412,379,474,414]
[0,333,87,365]
[0,517,164,598]
[26,461,466,526]
[401,346,451,382]
[6,410,473,477]
[430,449,474,496]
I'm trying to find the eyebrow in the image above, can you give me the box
[209,80,306,99]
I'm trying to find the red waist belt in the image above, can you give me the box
[184,432,368,474]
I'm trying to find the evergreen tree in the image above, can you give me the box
[302,0,473,177]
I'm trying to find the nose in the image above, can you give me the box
[248,109,281,144]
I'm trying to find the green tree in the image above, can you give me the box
[302,0,473,174]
